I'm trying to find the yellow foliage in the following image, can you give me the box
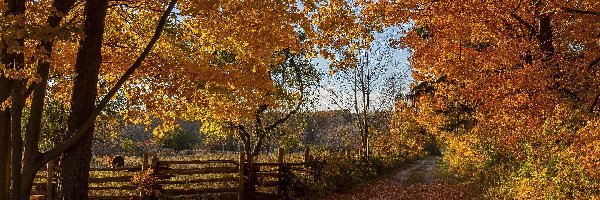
[372,101,427,162]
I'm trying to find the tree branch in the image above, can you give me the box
[589,56,600,69]
[589,92,600,113]
[562,7,600,16]
[39,0,177,164]
[23,84,34,98]
[510,13,535,35]
[265,58,305,133]
[251,105,268,156]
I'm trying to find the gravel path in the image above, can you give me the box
[322,157,477,200]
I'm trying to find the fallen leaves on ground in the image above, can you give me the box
[322,158,478,200]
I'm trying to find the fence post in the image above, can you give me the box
[140,154,150,200]
[46,160,53,200]
[142,153,149,171]
[278,147,284,164]
[151,154,159,174]
[304,147,311,163]
[238,150,245,200]
[277,147,286,198]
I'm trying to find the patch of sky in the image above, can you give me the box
[312,25,413,111]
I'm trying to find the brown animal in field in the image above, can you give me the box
[107,155,125,168]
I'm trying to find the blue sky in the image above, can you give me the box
[312,26,413,111]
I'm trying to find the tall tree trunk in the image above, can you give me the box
[9,41,26,200]
[0,76,12,200]
[18,41,52,200]
[59,0,108,199]
[0,10,12,196]
[10,76,25,200]
[2,0,27,199]
[20,0,76,196]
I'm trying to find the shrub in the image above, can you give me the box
[120,138,142,155]
[131,169,161,199]
[297,149,419,195]
[435,104,600,199]
[158,128,200,152]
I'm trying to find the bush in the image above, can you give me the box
[131,169,161,199]
[434,103,600,199]
[158,128,200,152]
[297,150,418,195]
[120,138,142,155]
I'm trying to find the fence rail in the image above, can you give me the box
[31,147,312,199]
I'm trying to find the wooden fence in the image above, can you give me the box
[31,160,58,199]
[32,148,312,199]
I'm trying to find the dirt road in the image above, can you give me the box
[323,157,477,200]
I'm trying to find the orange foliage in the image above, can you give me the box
[364,0,600,198]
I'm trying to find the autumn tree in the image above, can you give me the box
[372,98,427,163]
[197,48,319,198]
[0,0,370,198]
[0,0,176,198]
[312,0,407,159]
[362,0,600,197]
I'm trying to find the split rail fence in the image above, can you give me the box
[31,148,312,200]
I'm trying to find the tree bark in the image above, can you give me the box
[0,72,12,200]
[10,75,25,200]
[59,0,108,199]
[20,43,52,200]
[537,14,554,60]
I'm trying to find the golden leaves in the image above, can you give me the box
[2,0,374,147]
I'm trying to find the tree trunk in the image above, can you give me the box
[242,136,255,200]
[2,0,27,199]
[0,15,12,198]
[0,77,11,200]
[19,42,52,200]
[19,0,76,196]
[59,0,108,199]
[10,77,25,200]
[23,41,52,181]
[537,14,554,60]
[10,51,26,200]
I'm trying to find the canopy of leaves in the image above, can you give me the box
[364,0,600,198]
[0,0,368,137]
